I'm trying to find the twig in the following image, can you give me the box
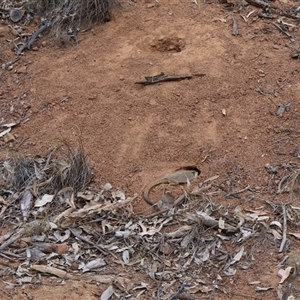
[0,250,21,259]
[135,73,205,85]
[281,13,300,21]
[226,185,250,198]
[268,97,278,108]
[279,204,287,252]
[0,252,13,259]
[256,86,266,95]
[69,227,107,255]
[232,17,239,36]
[277,175,290,194]
[16,21,52,55]
[15,137,30,150]
[244,0,271,9]
[0,229,24,252]
[272,22,295,42]
[1,57,20,69]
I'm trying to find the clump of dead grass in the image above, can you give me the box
[25,0,117,41]
[2,144,91,195]
[3,155,36,191]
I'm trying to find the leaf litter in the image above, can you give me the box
[1,147,300,298]
[1,0,300,296]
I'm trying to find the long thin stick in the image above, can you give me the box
[272,22,295,42]
[226,185,250,198]
[279,204,287,252]
[16,21,51,55]
[135,73,205,85]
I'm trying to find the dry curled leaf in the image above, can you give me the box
[230,246,244,265]
[289,232,300,239]
[34,194,54,207]
[82,258,106,272]
[280,267,293,284]
[100,285,114,300]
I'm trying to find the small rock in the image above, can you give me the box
[41,41,47,47]
[149,99,157,106]
[273,45,280,50]
[146,3,155,8]
[277,253,284,260]
[0,26,10,37]
[16,66,27,74]
[54,243,69,255]
[4,133,15,143]
[70,261,79,270]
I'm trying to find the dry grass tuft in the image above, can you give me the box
[25,0,117,41]
[2,144,91,194]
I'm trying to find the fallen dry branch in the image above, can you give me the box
[31,265,76,280]
[244,0,271,9]
[272,22,295,42]
[32,259,126,284]
[135,72,206,85]
[16,21,52,55]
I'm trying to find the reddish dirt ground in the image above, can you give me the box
[1,0,300,299]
